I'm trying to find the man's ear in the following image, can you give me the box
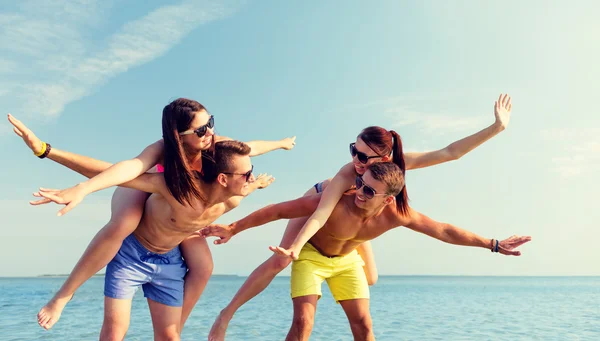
[384,195,395,206]
[217,173,228,187]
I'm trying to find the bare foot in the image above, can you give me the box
[209,310,232,341]
[37,294,73,330]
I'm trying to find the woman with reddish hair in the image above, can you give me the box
[208,93,513,340]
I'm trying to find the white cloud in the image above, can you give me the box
[542,128,600,177]
[0,0,241,120]
[387,106,487,134]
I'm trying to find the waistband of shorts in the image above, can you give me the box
[307,241,343,258]
[125,234,181,260]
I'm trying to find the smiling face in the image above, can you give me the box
[219,154,254,196]
[180,109,215,152]
[353,169,394,210]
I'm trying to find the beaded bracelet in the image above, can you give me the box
[490,239,499,253]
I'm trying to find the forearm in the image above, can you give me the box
[118,173,161,194]
[79,159,150,194]
[231,205,283,234]
[288,218,323,251]
[47,148,112,179]
[245,140,283,157]
[440,223,492,249]
[405,122,504,170]
[445,123,504,160]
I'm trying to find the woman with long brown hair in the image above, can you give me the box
[8,97,295,331]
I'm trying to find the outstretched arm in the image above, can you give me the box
[220,173,276,212]
[9,113,120,178]
[404,94,512,170]
[9,114,165,215]
[274,164,355,257]
[402,208,531,256]
[33,172,167,215]
[216,135,296,157]
[10,113,164,185]
[245,137,296,157]
[200,194,321,244]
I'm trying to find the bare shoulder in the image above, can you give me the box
[142,139,166,165]
[325,163,356,189]
[146,139,165,152]
[215,135,233,143]
[382,204,411,229]
[337,162,356,178]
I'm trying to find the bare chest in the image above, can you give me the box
[146,196,227,234]
[318,204,395,243]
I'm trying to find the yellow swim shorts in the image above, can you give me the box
[290,242,370,302]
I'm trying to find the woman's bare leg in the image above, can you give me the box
[208,179,380,340]
[178,234,214,331]
[37,187,149,330]
[208,185,321,341]
[356,241,378,285]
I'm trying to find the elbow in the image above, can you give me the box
[444,146,461,161]
[441,224,459,244]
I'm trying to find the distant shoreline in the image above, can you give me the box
[0,274,598,278]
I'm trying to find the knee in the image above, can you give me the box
[155,330,180,341]
[186,259,214,282]
[366,274,378,286]
[291,314,314,333]
[350,315,373,334]
[100,326,128,341]
[102,219,137,240]
[269,255,292,273]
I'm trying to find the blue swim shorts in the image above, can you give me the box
[104,234,187,307]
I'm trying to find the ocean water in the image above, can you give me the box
[0,276,598,340]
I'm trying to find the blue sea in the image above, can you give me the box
[0,276,598,340]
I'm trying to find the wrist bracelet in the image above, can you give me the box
[34,142,47,157]
[38,142,51,159]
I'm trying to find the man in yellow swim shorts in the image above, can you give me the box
[202,162,531,340]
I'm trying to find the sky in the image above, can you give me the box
[1,0,599,277]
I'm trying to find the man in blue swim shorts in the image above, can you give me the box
[35,141,274,340]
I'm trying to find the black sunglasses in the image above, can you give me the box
[180,115,215,138]
[223,165,254,182]
[355,176,388,200]
[349,143,381,164]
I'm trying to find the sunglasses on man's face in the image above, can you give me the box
[179,115,215,138]
[223,165,254,183]
[349,143,381,164]
[355,176,388,200]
